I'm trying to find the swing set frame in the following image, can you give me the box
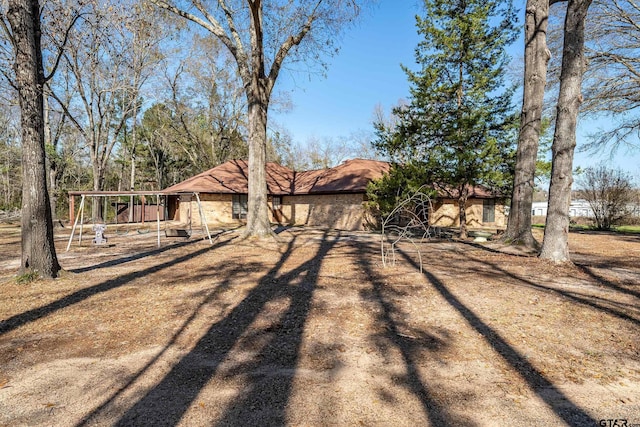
[66,190,213,251]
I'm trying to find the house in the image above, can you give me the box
[531,200,595,218]
[163,159,506,231]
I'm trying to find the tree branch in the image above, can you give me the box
[268,0,323,91]
[150,0,250,84]
[48,88,87,139]
[0,14,16,50]
[44,12,85,82]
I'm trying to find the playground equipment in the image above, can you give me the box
[65,191,213,251]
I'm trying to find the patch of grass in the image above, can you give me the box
[615,225,640,234]
[531,223,640,234]
[569,224,593,232]
[15,271,40,284]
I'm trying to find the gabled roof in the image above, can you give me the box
[433,183,499,199]
[163,159,390,195]
[164,159,295,195]
[294,159,390,194]
[163,158,499,199]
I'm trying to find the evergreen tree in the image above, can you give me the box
[373,0,519,238]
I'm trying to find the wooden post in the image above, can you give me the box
[141,195,146,224]
[156,194,161,247]
[69,194,75,223]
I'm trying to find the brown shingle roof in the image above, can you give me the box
[163,158,498,198]
[294,159,390,194]
[164,159,390,195]
[164,159,295,195]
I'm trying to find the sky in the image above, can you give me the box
[271,0,640,178]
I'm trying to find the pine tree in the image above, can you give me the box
[373,0,518,238]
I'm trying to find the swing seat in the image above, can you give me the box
[92,223,108,245]
[165,228,190,238]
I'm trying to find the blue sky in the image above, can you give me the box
[271,1,418,142]
[271,0,639,177]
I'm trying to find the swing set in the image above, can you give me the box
[65,191,213,251]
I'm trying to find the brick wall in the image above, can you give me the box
[282,193,367,231]
[431,198,506,228]
[179,193,234,226]
[179,192,505,230]
[180,193,367,230]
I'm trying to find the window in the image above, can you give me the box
[272,196,282,210]
[232,194,248,219]
[482,199,495,223]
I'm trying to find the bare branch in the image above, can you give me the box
[48,87,87,139]
[150,0,249,83]
[268,0,323,90]
[0,13,16,49]
[44,12,84,83]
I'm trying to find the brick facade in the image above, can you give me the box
[177,192,504,231]
[281,193,366,231]
[431,198,506,228]
[178,192,368,231]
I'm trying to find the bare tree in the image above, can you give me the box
[0,103,21,211]
[48,1,164,219]
[577,164,636,229]
[150,0,368,237]
[157,35,248,174]
[3,0,61,277]
[540,0,593,262]
[576,0,640,152]
[502,0,552,249]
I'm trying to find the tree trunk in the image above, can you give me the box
[43,87,56,221]
[8,0,61,278]
[458,188,469,239]
[92,166,104,222]
[244,88,272,238]
[540,0,592,262]
[129,147,136,223]
[502,0,550,249]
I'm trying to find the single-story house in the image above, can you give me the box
[532,200,595,218]
[163,159,506,231]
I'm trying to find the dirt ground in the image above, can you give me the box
[0,223,638,426]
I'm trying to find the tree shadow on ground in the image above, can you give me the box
[456,240,639,323]
[107,232,339,426]
[67,229,233,273]
[574,263,640,300]
[68,239,199,273]
[76,260,249,426]
[465,252,640,327]
[397,249,597,426]
[354,240,474,426]
[0,239,231,337]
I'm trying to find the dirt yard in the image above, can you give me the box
[0,223,638,426]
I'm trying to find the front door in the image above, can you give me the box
[272,196,283,223]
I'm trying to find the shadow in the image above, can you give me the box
[468,254,640,327]
[397,248,598,426]
[68,239,199,273]
[76,261,246,426]
[111,232,339,426]
[272,225,291,234]
[0,239,231,337]
[457,239,535,257]
[459,239,640,302]
[353,241,471,426]
[574,263,640,300]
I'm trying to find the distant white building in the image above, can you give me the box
[531,200,594,218]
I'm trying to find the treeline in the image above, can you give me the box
[0,0,376,216]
